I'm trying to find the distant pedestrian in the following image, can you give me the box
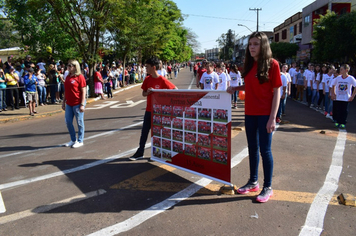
[23,67,38,116]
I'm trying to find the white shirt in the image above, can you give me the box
[157,69,167,77]
[37,62,46,71]
[64,71,69,80]
[305,69,314,87]
[321,74,333,93]
[229,71,241,87]
[216,72,230,91]
[289,67,297,84]
[331,75,356,101]
[318,73,326,90]
[280,74,288,97]
[313,73,319,90]
[200,71,219,90]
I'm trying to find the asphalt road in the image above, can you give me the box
[0,68,355,236]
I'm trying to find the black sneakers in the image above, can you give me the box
[129,151,144,161]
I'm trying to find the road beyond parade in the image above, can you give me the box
[1,0,356,235]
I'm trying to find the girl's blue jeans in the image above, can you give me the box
[245,115,274,187]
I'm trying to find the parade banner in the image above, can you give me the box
[150,90,232,185]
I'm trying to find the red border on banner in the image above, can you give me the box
[150,90,232,185]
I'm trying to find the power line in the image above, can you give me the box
[183,13,280,24]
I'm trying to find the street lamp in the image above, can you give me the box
[237,24,253,33]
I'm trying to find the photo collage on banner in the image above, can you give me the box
[151,90,232,184]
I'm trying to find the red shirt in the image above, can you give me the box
[64,74,86,106]
[245,59,282,115]
[94,71,102,83]
[141,75,176,112]
[197,67,207,80]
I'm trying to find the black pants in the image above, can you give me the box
[333,100,349,125]
[291,84,297,99]
[317,90,324,107]
[137,111,151,155]
[6,85,19,109]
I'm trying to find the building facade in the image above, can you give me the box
[205,48,220,61]
[274,12,303,44]
[301,0,352,45]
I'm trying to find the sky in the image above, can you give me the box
[173,0,316,52]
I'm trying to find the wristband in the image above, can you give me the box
[80,103,85,106]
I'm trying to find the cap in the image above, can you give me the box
[9,66,15,71]
[28,67,34,73]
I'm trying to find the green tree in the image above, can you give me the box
[46,0,114,95]
[270,42,299,62]
[313,10,356,63]
[2,0,78,61]
[216,29,236,61]
[0,18,21,48]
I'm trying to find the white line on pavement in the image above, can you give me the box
[299,129,346,236]
[0,144,150,191]
[0,191,6,213]
[87,147,249,236]
[0,189,106,223]
[0,121,143,160]
[188,74,196,90]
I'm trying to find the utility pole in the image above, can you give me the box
[249,8,262,32]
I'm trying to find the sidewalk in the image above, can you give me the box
[0,83,142,124]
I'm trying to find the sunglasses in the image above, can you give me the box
[67,64,74,67]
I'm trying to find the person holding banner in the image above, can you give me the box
[227,32,281,203]
[129,57,178,161]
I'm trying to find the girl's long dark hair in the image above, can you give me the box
[230,64,239,74]
[242,32,272,84]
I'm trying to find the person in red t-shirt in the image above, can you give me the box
[94,67,105,100]
[62,59,87,148]
[227,32,282,203]
[129,57,178,161]
[196,60,207,88]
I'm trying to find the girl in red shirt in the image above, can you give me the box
[227,32,282,203]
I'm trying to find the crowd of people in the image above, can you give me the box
[192,56,356,129]
[1,55,173,115]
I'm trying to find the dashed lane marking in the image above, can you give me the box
[0,189,106,224]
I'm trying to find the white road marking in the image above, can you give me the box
[87,147,249,236]
[0,144,150,191]
[0,189,106,223]
[188,73,196,90]
[0,191,6,213]
[86,101,119,110]
[0,121,143,160]
[299,129,346,236]
[109,100,146,108]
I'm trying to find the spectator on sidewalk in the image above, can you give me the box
[23,67,38,116]
[36,68,47,106]
[5,66,20,110]
[62,59,87,148]
[94,67,105,100]
[0,69,7,111]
